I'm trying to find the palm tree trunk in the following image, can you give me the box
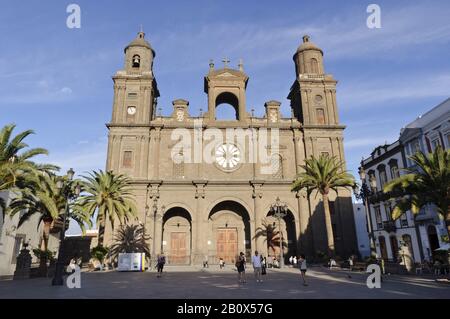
[41,221,51,251]
[98,219,105,247]
[322,193,335,257]
[39,220,51,275]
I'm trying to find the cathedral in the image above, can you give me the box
[104,31,357,264]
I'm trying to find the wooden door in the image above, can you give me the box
[170,232,187,264]
[216,228,238,263]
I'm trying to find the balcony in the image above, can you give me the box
[383,220,397,233]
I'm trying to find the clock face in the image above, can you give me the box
[215,144,241,171]
[127,106,136,115]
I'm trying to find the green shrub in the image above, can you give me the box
[90,246,109,264]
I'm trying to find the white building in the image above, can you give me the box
[359,98,450,266]
[0,192,59,278]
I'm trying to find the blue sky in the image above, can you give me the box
[1,1,450,234]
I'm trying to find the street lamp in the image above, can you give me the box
[52,168,80,286]
[354,165,377,259]
[270,197,288,268]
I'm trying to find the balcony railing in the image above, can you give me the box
[383,220,397,233]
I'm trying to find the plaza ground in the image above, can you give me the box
[0,265,449,299]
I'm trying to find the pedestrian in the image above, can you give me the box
[293,256,298,268]
[203,255,209,268]
[252,250,263,283]
[261,256,267,276]
[219,257,224,269]
[236,252,246,284]
[329,258,337,269]
[289,256,293,266]
[347,255,354,278]
[298,254,308,286]
[156,252,166,278]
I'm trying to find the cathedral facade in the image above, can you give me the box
[104,31,357,264]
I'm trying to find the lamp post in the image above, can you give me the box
[52,168,80,286]
[354,165,377,259]
[270,197,288,268]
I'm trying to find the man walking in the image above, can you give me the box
[252,251,262,283]
[156,252,166,278]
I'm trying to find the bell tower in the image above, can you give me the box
[110,31,159,125]
[203,59,249,122]
[288,35,339,126]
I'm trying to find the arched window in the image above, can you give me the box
[378,236,388,260]
[132,55,140,68]
[310,58,319,73]
[270,154,283,179]
[377,164,387,188]
[388,159,399,179]
[215,92,239,120]
[316,108,325,124]
[173,152,184,179]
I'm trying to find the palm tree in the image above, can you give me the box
[76,170,137,247]
[254,219,287,255]
[8,173,90,272]
[0,123,58,214]
[291,154,356,256]
[383,146,450,236]
[8,173,91,251]
[108,224,150,263]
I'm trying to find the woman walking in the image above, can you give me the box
[298,254,308,286]
[236,252,246,284]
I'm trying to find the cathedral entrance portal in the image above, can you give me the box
[208,200,251,264]
[162,207,192,265]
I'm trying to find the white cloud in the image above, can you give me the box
[60,87,72,95]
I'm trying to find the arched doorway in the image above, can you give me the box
[162,207,192,265]
[389,236,399,261]
[427,225,440,257]
[208,200,251,264]
[427,225,440,251]
[378,236,388,260]
[263,210,297,264]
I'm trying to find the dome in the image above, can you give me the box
[124,32,155,56]
[296,35,323,55]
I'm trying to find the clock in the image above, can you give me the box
[127,106,136,115]
[215,144,241,171]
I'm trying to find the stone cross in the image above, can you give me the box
[222,58,230,68]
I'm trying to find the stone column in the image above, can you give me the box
[194,182,207,265]
[252,182,266,257]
